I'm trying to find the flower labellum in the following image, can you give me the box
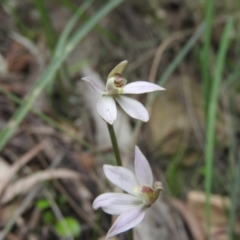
[82,60,165,124]
[92,146,163,239]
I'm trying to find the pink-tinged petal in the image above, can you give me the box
[93,193,141,215]
[97,96,117,124]
[103,165,139,195]
[106,205,146,239]
[115,96,149,122]
[81,77,105,94]
[108,60,128,79]
[134,146,153,186]
[123,81,165,94]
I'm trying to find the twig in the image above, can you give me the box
[0,150,66,240]
[149,29,193,83]
[0,140,47,200]
[182,78,205,150]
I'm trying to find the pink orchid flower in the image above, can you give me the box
[82,60,165,124]
[93,146,163,239]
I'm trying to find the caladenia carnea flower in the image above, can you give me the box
[81,60,165,124]
[93,146,163,239]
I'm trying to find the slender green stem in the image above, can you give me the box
[129,229,133,240]
[107,123,122,166]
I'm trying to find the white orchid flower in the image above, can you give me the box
[81,60,165,124]
[93,146,163,239]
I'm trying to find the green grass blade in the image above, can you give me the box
[228,151,240,240]
[3,1,32,38]
[59,0,77,12]
[0,0,124,151]
[202,0,215,117]
[34,0,57,50]
[204,18,233,236]
[157,24,205,86]
[53,1,92,59]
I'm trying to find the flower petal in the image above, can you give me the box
[108,60,128,79]
[81,77,105,94]
[93,193,141,215]
[106,205,146,239]
[134,146,153,186]
[97,96,117,124]
[103,165,139,195]
[115,96,149,122]
[123,81,165,94]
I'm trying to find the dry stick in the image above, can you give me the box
[0,148,66,240]
[27,134,102,235]
[149,29,193,83]
[182,78,205,150]
[4,149,75,240]
[0,140,47,200]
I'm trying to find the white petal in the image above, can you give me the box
[123,81,165,94]
[97,96,117,124]
[81,77,105,94]
[106,205,146,239]
[103,165,139,195]
[134,146,153,186]
[115,96,149,122]
[93,193,141,215]
[108,60,128,79]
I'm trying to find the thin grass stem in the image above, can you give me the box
[202,0,215,117]
[204,18,233,238]
[34,0,57,50]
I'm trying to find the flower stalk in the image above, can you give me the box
[81,60,165,239]
[107,123,122,167]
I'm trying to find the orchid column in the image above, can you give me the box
[82,60,164,239]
